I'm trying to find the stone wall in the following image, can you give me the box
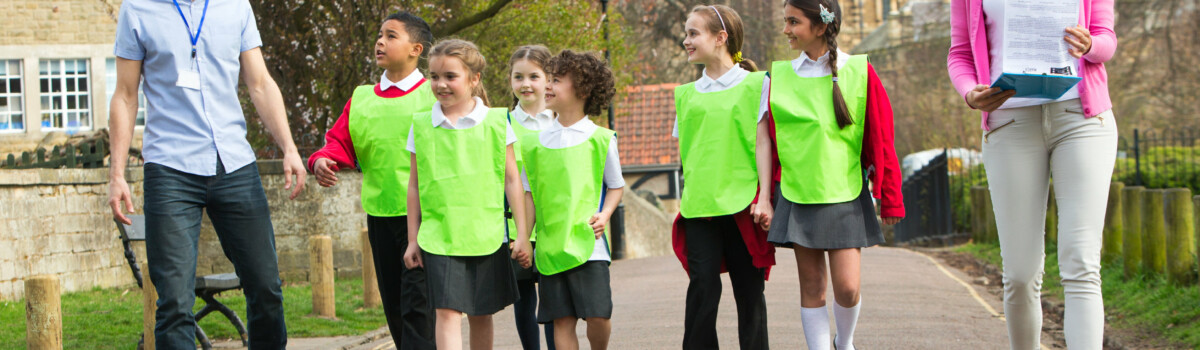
[0,161,367,301]
[0,0,120,46]
[618,193,674,260]
[0,160,681,301]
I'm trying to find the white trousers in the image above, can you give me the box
[982,99,1117,350]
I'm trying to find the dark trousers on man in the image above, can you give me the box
[143,162,286,349]
[366,215,436,350]
[682,215,769,350]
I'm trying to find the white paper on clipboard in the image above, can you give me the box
[998,0,1079,77]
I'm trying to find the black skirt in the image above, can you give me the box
[767,182,884,250]
[537,261,613,323]
[422,243,520,316]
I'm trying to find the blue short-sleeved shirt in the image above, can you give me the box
[114,0,262,176]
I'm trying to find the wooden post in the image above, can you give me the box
[142,266,157,350]
[1166,189,1196,284]
[971,187,986,243]
[25,275,62,350]
[1195,195,1200,288]
[1102,182,1124,265]
[1122,186,1144,277]
[360,228,381,308]
[1045,182,1058,245]
[1143,190,1168,275]
[310,235,336,318]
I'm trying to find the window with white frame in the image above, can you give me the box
[39,59,91,131]
[105,58,146,127]
[0,60,23,132]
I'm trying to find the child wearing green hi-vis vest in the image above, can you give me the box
[521,50,623,350]
[505,44,558,350]
[403,39,533,350]
[306,12,437,349]
[670,5,775,350]
[762,1,905,349]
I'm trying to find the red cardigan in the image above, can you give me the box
[306,80,427,172]
[671,64,903,277]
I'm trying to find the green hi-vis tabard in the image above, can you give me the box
[413,108,510,256]
[348,84,435,217]
[769,55,869,204]
[521,127,614,275]
[675,71,766,218]
[507,115,539,242]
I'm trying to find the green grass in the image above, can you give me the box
[0,278,386,349]
[956,242,1200,348]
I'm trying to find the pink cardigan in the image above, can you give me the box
[947,0,1117,130]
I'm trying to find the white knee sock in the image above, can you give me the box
[833,299,861,350]
[801,306,832,350]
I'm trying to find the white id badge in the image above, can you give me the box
[176,70,200,90]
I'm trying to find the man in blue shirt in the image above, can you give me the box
[106,0,306,348]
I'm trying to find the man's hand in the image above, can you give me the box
[282,151,307,200]
[108,177,136,225]
[313,157,339,187]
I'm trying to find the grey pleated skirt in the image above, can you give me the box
[767,183,884,250]
[422,243,519,316]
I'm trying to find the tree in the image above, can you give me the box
[244,0,637,157]
[614,0,791,84]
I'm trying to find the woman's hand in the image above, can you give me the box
[965,85,1016,112]
[1065,25,1092,58]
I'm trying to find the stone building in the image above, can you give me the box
[0,0,144,155]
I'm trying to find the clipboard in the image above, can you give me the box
[990,73,1082,100]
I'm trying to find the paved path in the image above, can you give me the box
[341,247,1016,349]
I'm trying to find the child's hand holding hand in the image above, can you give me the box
[314,158,340,187]
[751,198,774,232]
[882,217,901,225]
[403,243,423,269]
[510,239,533,268]
[589,213,609,239]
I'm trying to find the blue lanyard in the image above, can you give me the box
[172,0,209,59]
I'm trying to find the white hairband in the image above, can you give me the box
[711,6,727,33]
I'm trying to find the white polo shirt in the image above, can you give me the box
[521,117,625,262]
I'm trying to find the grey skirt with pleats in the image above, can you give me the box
[767,182,884,250]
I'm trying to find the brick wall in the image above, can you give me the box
[0,161,367,301]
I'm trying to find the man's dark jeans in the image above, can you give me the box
[143,162,286,349]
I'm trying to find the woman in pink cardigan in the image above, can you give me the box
[947,0,1117,348]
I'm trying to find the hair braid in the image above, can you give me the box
[824,9,852,129]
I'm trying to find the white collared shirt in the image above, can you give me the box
[380,69,424,92]
[511,105,556,131]
[405,97,518,153]
[520,117,625,262]
[791,49,850,77]
[671,65,770,138]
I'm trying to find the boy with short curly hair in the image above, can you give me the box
[520,49,623,350]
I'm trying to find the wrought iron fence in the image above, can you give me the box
[895,150,953,243]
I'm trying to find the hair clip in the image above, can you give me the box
[733,51,744,63]
[819,4,836,24]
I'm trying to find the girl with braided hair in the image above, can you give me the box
[760,0,904,349]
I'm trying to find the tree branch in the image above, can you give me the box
[433,0,514,37]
